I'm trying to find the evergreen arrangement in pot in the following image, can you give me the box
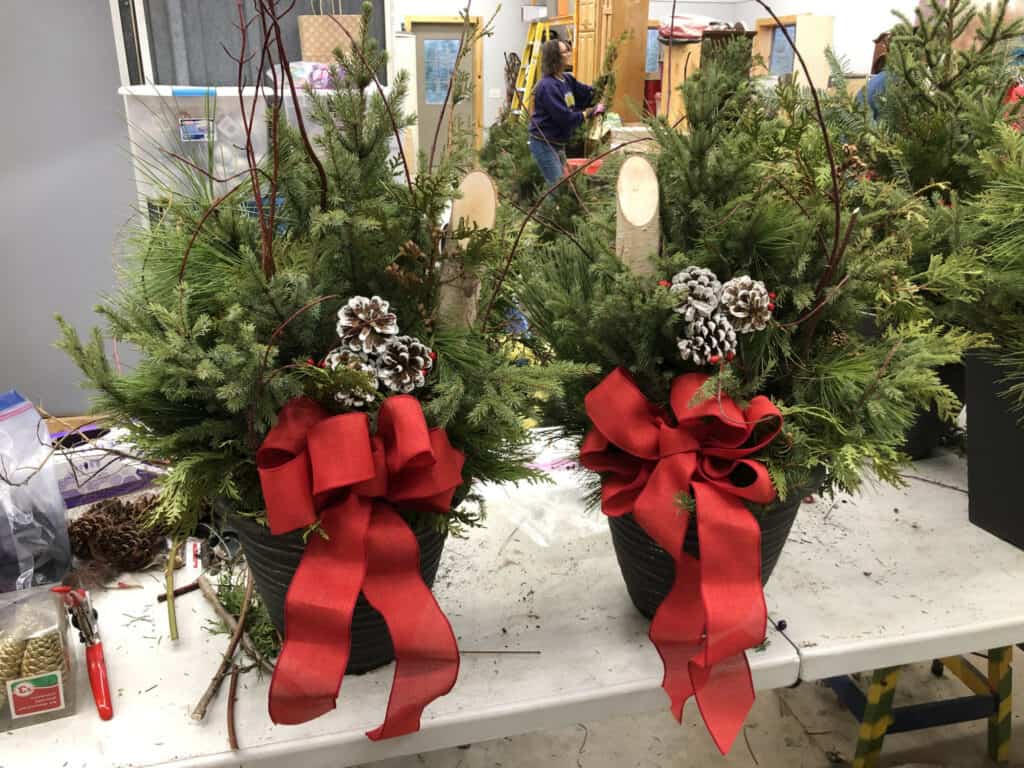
[820,0,1023,456]
[56,5,581,737]
[508,33,976,753]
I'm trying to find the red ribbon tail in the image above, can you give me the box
[362,506,460,740]
[268,498,371,725]
[690,653,756,754]
[690,483,766,754]
[649,552,703,721]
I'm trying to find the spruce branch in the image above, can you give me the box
[326,9,413,188]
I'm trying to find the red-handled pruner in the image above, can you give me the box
[52,586,113,720]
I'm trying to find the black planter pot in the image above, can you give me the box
[607,473,823,619]
[967,355,1024,550]
[228,514,447,674]
[903,363,967,460]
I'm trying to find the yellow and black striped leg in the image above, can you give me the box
[853,666,902,768]
[987,646,1012,765]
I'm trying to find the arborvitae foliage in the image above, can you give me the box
[513,37,982,499]
[57,5,585,537]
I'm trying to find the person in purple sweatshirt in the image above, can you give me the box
[528,39,605,187]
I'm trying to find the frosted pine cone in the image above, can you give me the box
[337,296,398,354]
[671,266,722,321]
[377,336,434,394]
[720,275,772,333]
[324,348,379,408]
[677,309,738,366]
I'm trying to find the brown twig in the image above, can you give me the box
[248,293,340,444]
[157,580,200,604]
[227,665,241,750]
[192,570,255,721]
[177,179,247,283]
[859,338,905,408]
[777,273,852,329]
[197,574,275,675]
[266,0,328,211]
[754,1,841,267]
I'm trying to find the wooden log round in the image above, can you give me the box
[615,154,660,276]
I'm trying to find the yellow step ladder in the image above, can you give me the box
[512,20,551,116]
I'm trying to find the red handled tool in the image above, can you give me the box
[52,586,113,720]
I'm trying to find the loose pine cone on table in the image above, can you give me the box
[720,275,772,333]
[20,632,64,677]
[671,266,723,321]
[324,347,380,408]
[68,496,162,573]
[68,512,112,560]
[377,336,434,394]
[91,525,161,573]
[678,309,738,366]
[336,296,399,354]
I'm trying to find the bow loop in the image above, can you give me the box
[307,413,377,500]
[584,368,664,461]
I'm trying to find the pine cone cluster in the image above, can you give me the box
[720,275,773,333]
[337,296,399,354]
[670,267,774,366]
[68,495,162,573]
[327,296,434,407]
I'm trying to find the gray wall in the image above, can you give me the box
[0,1,138,415]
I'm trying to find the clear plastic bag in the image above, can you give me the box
[0,393,71,592]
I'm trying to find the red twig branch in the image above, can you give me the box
[267,0,328,211]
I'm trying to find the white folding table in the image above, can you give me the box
[4,445,798,768]
[769,451,1024,766]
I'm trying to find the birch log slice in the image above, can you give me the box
[438,170,498,328]
[615,155,660,276]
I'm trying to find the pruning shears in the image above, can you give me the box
[52,586,113,720]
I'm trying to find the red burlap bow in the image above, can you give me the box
[580,368,782,753]
[257,395,465,738]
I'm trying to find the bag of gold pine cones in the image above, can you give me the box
[0,587,76,729]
